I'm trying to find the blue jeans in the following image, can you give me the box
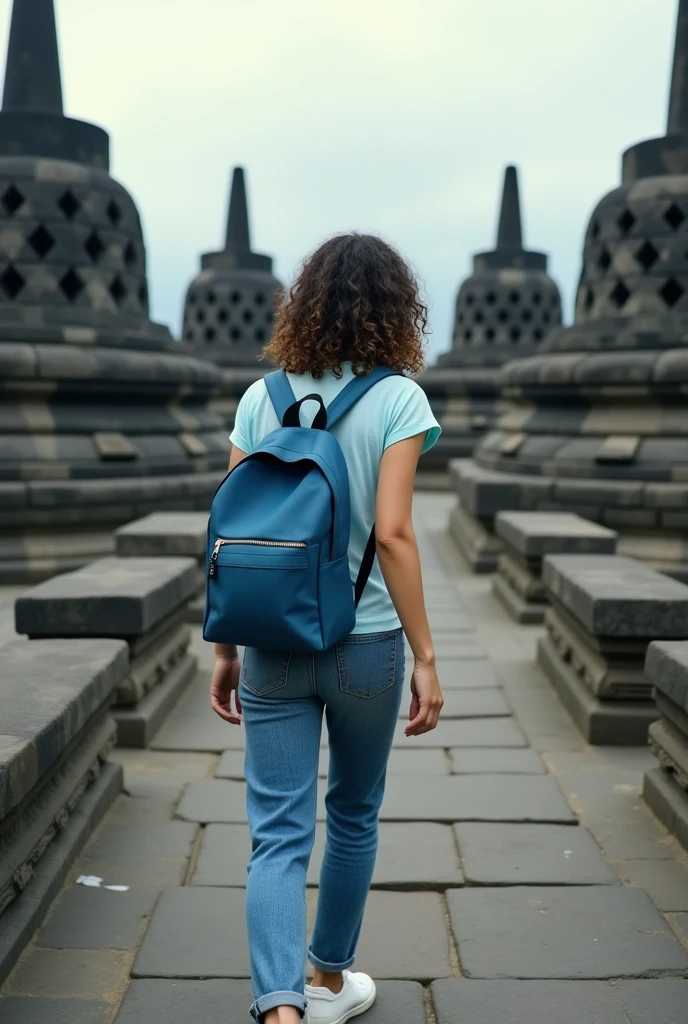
[239,628,405,1023]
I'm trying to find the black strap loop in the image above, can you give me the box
[282,394,328,430]
[354,526,377,607]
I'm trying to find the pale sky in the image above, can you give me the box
[0,1,677,359]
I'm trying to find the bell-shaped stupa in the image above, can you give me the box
[419,165,560,475]
[182,167,282,365]
[440,165,561,363]
[452,0,688,578]
[0,0,227,582]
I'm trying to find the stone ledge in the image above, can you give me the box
[538,634,658,745]
[0,638,128,818]
[15,557,198,637]
[495,511,616,557]
[115,513,208,559]
[542,554,688,637]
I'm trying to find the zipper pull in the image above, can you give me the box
[208,540,221,579]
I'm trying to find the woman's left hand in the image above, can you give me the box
[210,654,242,725]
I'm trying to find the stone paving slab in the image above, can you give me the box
[3,948,131,1000]
[0,997,110,1024]
[133,888,250,978]
[177,774,575,825]
[192,822,463,889]
[114,978,427,1024]
[449,748,544,774]
[134,887,453,981]
[114,980,252,1024]
[616,857,688,912]
[409,687,509,719]
[454,823,617,885]
[392,718,526,748]
[426,659,502,689]
[380,775,575,823]
[38,887,159,950]
[446,886,688,978]
[545,751,678,861]
[79,821,197,871]
[431,979,630,1024]
[615,980,688,1024]
[306,890,453,980]
[215,747,449,779]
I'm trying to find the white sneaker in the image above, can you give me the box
[305,970,376,1024]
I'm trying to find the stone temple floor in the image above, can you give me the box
[1,493,688,1023]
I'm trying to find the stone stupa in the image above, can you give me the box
[181,167,282,430]
[0,0,227,582]
[451,0,688,579]
[419,165,561,475]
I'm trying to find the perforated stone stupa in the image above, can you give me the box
[180,166,282,434]
[0,0,227,582]
[419,166,561,471]
[452,0,688,579]
[182,167,282,365]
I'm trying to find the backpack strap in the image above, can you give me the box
[264,369,297,424]
[326,368,401,607]
[325,366,400,428]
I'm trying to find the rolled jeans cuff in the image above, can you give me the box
[250,990,306,1022]
[308,947,356,972]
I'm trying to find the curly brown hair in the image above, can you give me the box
[263,233,428,378]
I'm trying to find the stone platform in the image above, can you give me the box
[0,494,686,1023]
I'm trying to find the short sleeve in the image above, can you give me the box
[229,381,261,454]
[383,380,442,455]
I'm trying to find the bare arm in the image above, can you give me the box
[209,446,247,724]
[375,435,443,735]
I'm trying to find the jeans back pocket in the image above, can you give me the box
[241,648,292,696]
[335,630,401,699]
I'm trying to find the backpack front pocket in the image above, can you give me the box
[205,539,320,651]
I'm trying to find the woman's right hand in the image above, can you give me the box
[405,659,444,736]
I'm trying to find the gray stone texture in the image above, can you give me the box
[542,555,688,637]
[455,823,617,885]
[643,768,688,852]
[449,748,544,774]
[645,640,688,714]
[134,887,452,981]
[192,822,463,889]
[432,979,632,1024]
[115,513,208,559]
[176,774,574,825]
[407,687,509,719]
[39,886,159,949]
[0,638,127,817]
[0,0,228,584]
[447,886,688,978]
[392,718,526,748]
[495,512,617,557]
[538,634,660,746]
[15,557,197,637]
[615,980,688,1024]
[115,978,426,1024]
[133,887,250,978]
[0,997,110,1024]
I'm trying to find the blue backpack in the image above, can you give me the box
[203,366,399,653]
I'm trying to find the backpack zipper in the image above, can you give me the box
[209,538,307,578]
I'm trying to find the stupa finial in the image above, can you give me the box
[496,165,523,250]
[667,0,688,133]
[225,167,251,253]
[2,0,63,114]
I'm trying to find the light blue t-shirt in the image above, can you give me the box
[229,364,441,634]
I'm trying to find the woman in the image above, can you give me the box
[210,233,443,1024]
